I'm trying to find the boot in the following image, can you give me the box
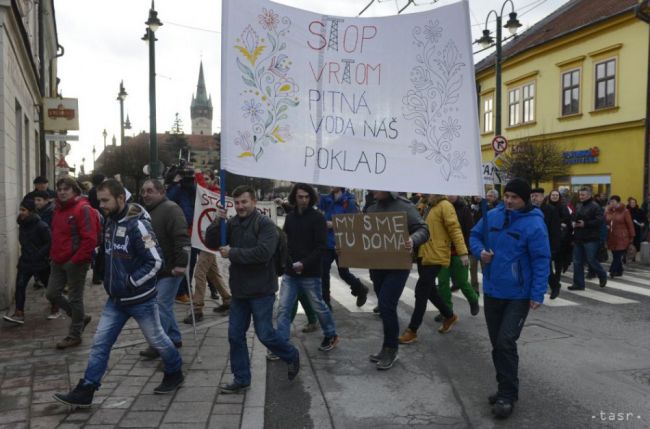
[398,328,417,344]
[153,370,184,394]
[492,399,515,419]
[183,311,203,324]
[369,347,388,363]
[376,347,398,370]
[53,379,97,408]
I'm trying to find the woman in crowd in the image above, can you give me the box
[604,196,635,278]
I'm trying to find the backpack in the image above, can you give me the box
[252,215,289,277]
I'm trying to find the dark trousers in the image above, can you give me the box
[548,259,561,291]
[369,269,410,349]
[609,250,625,276]
[15,267,50,311]
[408,260,452,332]
[484,295,530,401]
[321,249,366,305]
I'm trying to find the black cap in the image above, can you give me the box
[33,176,48,184]
[531,187,545,194]
[20,198,36,212]
[504,178,531,202]
[33,190,50,200]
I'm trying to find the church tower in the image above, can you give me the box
[191,61,213,135]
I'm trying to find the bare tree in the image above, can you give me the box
[500,140,569,188]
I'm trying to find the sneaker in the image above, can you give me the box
[376,347,398,370]
[82,315,92,332]
[266,351,280,361]
[492,399,515,419]
[433,313,444,323]
[470,300,480,316]
[301,322,318,333]
[549,285,561,300]
[219,381,250,394]
[3,313,25,325]
[47,310,62,320]
[356,285,369,307]
[318,335,340,351]
[369,347,388,363]
[398,328,417,344]
[153,370,184,394]
[182,312,203,324]
[599,277,607,288]
[287,354,300,381]
[56,336,81,349]
[213,303,230,313]
[139,346,160,360]
[438,314,459,334]
[488,393,518,405]
[53,379,97,408]
[567,284,585,291]
[175,294,190,304]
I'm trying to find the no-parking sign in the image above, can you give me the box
[190,185,277,253]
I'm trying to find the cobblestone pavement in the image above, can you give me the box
[0,268,266,429]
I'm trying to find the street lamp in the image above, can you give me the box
[143,0,163,178]
[117,81,128,146]
[476,0,522,138]
[92,146,96,172]
[102,129,108,150]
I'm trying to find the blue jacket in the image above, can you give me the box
[167,182,196,226]
[318,190,358,249]
[103,203,163,306]
[470,204,550,303]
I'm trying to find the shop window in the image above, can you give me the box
[561,69,580,115]
[483,95,493,133]
[595,59,616,109]
[508,82,535,126]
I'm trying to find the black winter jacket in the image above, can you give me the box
[146,198,190,278]
[37,201,54,228]
[539,204,561,256]
[17,214,51,272]
[283,206,326,277]
[572,198,603,243]
[207,211,279,299]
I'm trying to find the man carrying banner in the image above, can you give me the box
[139,179,189,359]
[367,191,428,370]
[319,186,369,309]
[207,185,300,393]
[277,183,339,353]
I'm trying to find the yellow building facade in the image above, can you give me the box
[476,2,648,202]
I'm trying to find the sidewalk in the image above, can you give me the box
[0,269,266,429]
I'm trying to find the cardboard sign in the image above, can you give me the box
[332,212,412,270]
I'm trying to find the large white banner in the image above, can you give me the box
[191,184,277,253]
[222,0,482,195]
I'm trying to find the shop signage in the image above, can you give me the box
[44,98,79,131]
[563,147,599,165]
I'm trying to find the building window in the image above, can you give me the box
[522,83,535,123]
[483,95,493,133]
[595,59,616,109]
[561,69,580,115]
[508,88,520,126]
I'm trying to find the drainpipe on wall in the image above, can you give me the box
[635,0,650,199]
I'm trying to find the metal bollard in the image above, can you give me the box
[640,241,650,265]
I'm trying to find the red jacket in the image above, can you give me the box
[50,196,100,265]
[605,205,635,251]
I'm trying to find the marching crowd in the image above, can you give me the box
[2,170,649,420]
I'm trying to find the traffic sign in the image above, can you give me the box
[491,135,508,153]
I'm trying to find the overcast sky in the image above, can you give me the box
[55,0,570,173]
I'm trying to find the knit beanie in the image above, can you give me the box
[504,178,531,202]
[21,198,36,212]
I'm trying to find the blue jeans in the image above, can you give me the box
[483,295,530,401]
[156,276,182,344]
[572,241,607,288]
[369,269,411,348]
[229,295,298,386]
[84,298,182,386]
[277,275,337,341]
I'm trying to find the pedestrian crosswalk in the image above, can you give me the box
[293,264,650,314]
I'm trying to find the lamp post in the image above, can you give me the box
[143,0,163,178]
[102,129,107,150]
[117,81,128,146]
[92,146,96,172]
[476,1,522,138]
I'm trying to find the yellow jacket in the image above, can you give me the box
[418,196,468,266]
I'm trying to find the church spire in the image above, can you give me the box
[192,60,211,108]
[191,60,213,135]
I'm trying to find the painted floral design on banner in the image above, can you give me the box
[233,8,299,161]
[402,20,468,180]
